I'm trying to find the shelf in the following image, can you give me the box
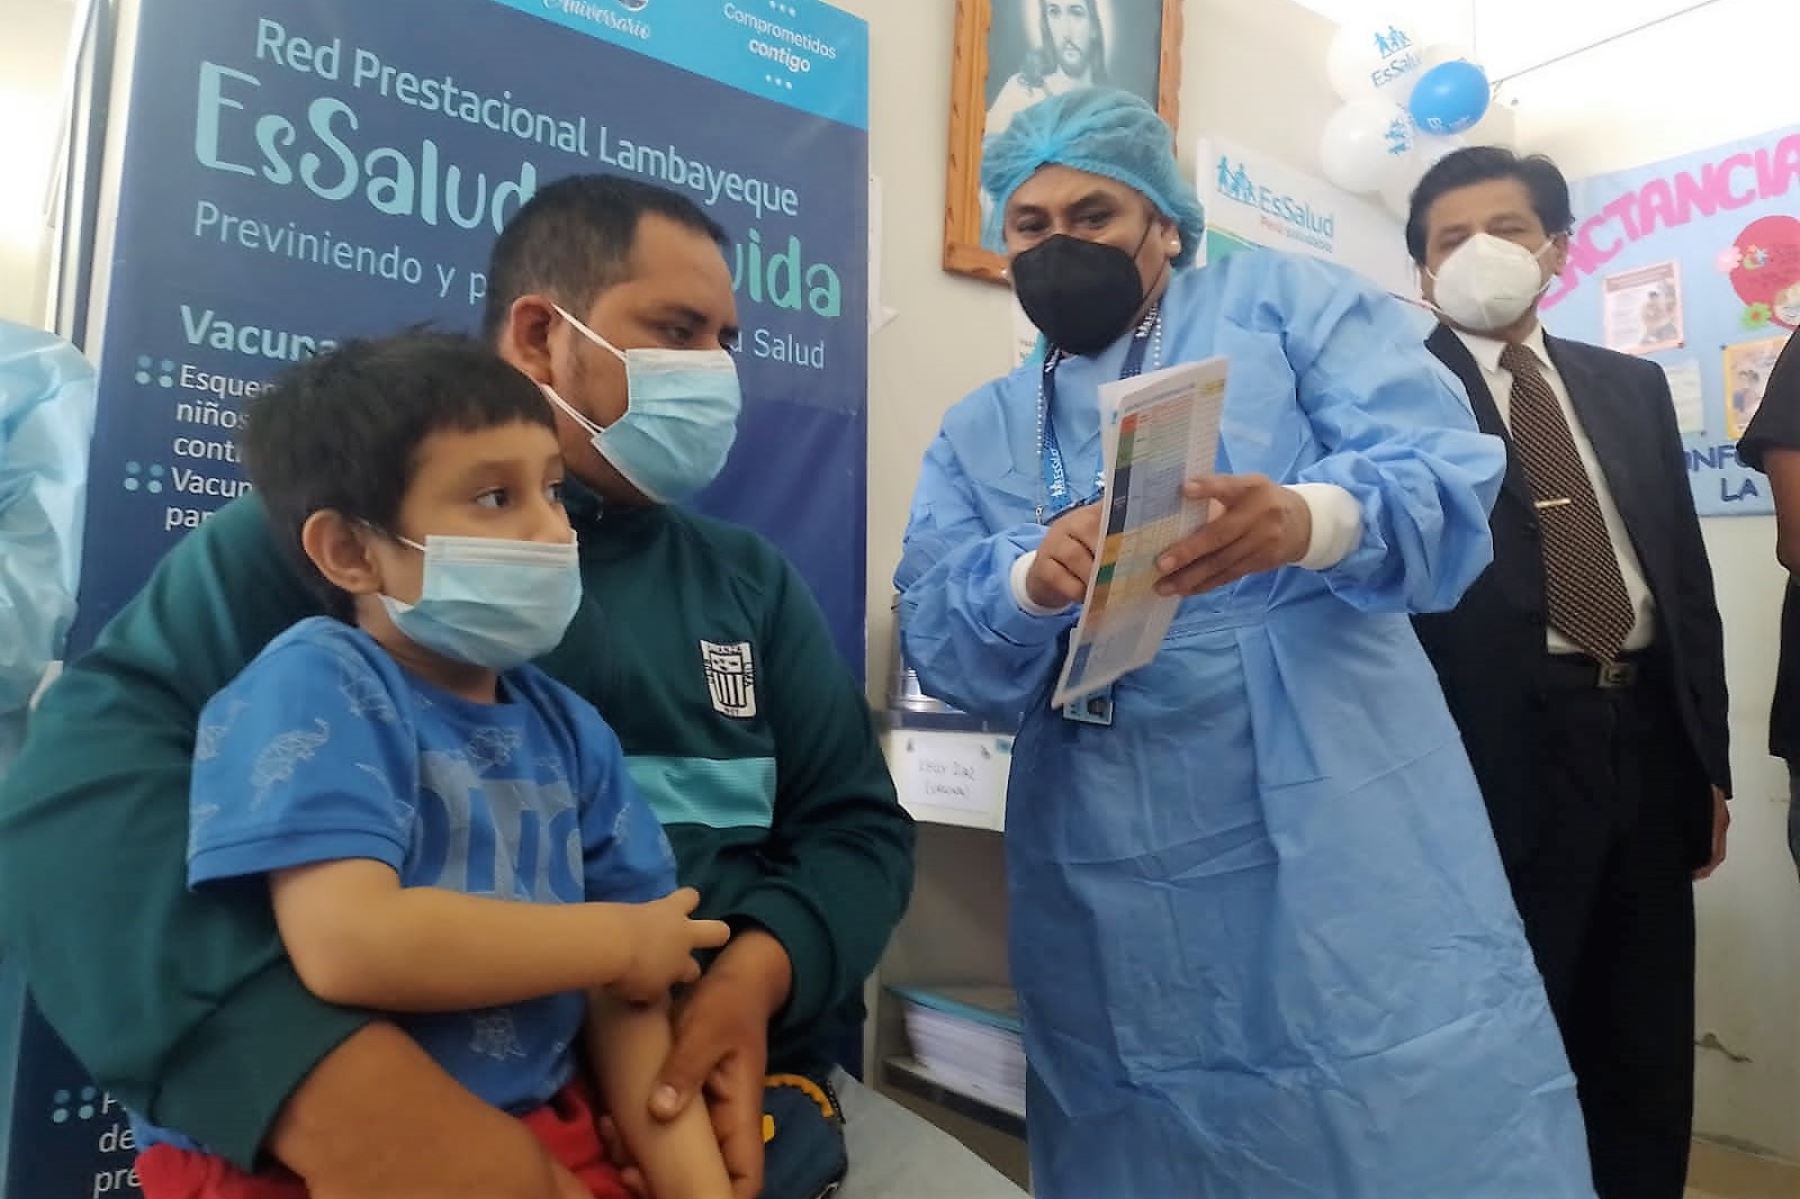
[879,708,1017,735]
[881,1056,1026,1141]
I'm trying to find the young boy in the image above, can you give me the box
[129,332,735,1199]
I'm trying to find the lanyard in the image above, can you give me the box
[1036,305,1163,523]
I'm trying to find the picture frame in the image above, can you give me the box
[944,0,1184,283]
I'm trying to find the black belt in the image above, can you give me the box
[1541,651,1646,691]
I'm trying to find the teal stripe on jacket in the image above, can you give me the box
[627,755,777,830]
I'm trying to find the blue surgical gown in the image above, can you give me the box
[896,251,1594,1198]
[0,322,95,776]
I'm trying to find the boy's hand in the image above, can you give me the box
[611,888,731,1004]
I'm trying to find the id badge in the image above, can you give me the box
[1061,686,1115,727]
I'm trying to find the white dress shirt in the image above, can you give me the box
[1452,325,1656,654]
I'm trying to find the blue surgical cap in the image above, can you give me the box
[982,89,1206,268]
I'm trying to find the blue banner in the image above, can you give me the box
[1544,124,1800,517]
[67,0,870,663]
[0,982,142,1199]
[13,1,867,1194]
[492,0,868,130]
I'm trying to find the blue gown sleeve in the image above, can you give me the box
[0,325,96,717]
[894,406,1076,720]
[1277,259,1506,613]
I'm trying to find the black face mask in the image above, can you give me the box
[1011,221,1161,356]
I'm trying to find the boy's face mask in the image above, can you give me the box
[379,533,582,671]
[544,304,743,504]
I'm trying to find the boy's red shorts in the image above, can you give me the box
[135,1079,632,1199]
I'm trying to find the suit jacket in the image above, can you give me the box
[1414,324,1730,872]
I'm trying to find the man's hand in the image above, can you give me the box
[274,1023,579,1199]
[1025,504,1103,610]
[624,929,792,1199]
[1155,475,1311,598]
[1694,786,1731,881]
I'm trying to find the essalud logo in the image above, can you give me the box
[1214,155,1335,250]
[1371,25,1412,57]
[1216,156,1257,205]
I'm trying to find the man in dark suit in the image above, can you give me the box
[1405,147,1732,1199]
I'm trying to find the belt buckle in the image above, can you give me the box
[1596,660,1638,689]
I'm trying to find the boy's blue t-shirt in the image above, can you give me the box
[134,616,678,1152]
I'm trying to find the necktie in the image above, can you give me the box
[1500,343,1634,663]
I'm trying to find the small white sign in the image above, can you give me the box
[896,732,1011,827]
[1662,359,1707,435]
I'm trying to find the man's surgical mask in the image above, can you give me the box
[1427,233,1557,334]
[380,534,581,671]
[546,305,742,504]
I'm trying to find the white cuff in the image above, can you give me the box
[1011,550,1075,617]
[1288,483,1362,571]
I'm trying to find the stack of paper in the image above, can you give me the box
[891,985,1026,1117]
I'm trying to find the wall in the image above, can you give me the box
[831,0,1011,696]
[0,0,78,327]
[1508,0,1800,1163]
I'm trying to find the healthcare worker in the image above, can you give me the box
[895,90,1594,1198]
[0,319,94,776]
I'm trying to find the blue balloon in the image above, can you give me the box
[1408,60,1490,136]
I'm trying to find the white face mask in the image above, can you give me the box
[378,534,582,671]
[1426,233,1557,334]
[546,304,741,504]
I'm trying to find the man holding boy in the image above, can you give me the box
[0,177,1016,1199]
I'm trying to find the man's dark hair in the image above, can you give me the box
[1022,0,1109,90]
[242,331,554,618]
[482,174,730,342]
[1405,146,1575,264]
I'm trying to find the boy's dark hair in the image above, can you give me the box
[482,174,730,343]
[241,331,554,618]
[1405,146,1576,264]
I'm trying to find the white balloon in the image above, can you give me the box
[1319,99,1414,195]
[1326,15,1426,103]
[1379,133,1470,219]
[1378,133,1469,218]
[1420,41,1474,71]
[1417,133,1469,169]
[1379,152,1422,219]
